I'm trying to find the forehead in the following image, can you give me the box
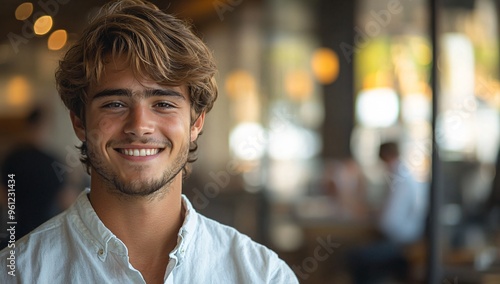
[89,56,189,100]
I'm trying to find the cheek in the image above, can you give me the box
[86,117,116,146]
[162,117,191,139]
[98,117,115,132]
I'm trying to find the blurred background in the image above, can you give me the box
[0,0,500,283]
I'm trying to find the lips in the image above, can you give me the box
[117,148,162,157]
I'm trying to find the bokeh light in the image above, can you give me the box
[48,30,68,50]
[225,70,256,99]
[6,76,31,107]
[311,48,340,84]
[34,15,53,35]
[356,88,399,128]
[284,69,313,101]
[15,3,33,21]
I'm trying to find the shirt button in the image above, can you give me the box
[98,249,104,256]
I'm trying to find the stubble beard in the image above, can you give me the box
[87,137,189,198]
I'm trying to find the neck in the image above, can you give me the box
[89,173,184,273]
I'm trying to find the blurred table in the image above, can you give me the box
[290,197,380,283]
[294,196,379,245]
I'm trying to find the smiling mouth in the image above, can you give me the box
[117,148,163,157]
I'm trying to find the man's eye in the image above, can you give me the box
[103,102,124,108]
[155,102,173,108]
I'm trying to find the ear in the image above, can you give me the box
[70,111,86,141]
[190,112,205,142]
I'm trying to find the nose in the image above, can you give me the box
[124,105,154,137]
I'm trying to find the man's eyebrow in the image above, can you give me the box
[146,89,185,100]
[91,89,132,100]
[91,88,186,100]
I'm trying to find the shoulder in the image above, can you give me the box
[196,214,266,253]
[0,210,66,258]
[0,206,88,282]
[190,213,298,283]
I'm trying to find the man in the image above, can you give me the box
[349,142,426,284]
[0,1,298,283]
[377,142,426,245]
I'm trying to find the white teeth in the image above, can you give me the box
[120,148,160,157]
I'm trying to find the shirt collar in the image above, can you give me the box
[169,195,198,266]
[74,188,121,261]
[73,188,198,265]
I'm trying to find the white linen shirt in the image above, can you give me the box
[378,162,427,244]
[0,189,298,283]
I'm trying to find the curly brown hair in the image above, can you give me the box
[55,0,218,177]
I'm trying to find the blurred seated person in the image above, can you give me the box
[0,106,68,247]
[348,142,427,284]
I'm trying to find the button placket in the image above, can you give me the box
[97,247,106,261]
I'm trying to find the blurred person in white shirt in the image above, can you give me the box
[349,142,427,284]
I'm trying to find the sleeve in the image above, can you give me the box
[269,259,300,284]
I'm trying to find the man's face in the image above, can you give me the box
[71,58,204,197]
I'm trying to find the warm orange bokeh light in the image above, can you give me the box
[7,76,31,107]
[15,3,33,21]
[311,48,339,85]
[285,70,313,101]
[34,15,53,35]
[225,70,256,99]
[48,30,68,50]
